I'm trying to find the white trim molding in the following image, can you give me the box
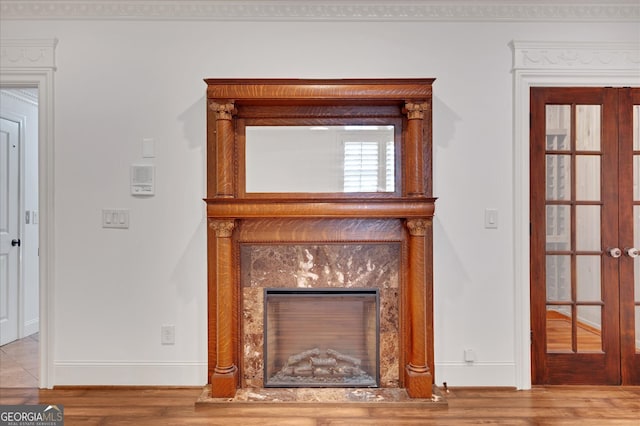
[513,41,640,71]
[1,37,58,389]
[54,360,208,386]
[0,1,638,22]
[511,40,640,390]
[437,361,516,387]
[0,39,57,70]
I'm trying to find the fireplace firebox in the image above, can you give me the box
[264,289,380,388]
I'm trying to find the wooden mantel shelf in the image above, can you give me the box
[205,78,434,104]
[205,197,436,219]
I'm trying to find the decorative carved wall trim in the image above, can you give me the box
[406,219,429,236]
[209,102,236,121]
[1,1,638,22]
[404,102,430,120]
[512,41,640,71]
[209,219,236,238]
[0,38,58,70]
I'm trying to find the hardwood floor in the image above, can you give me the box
[2,335,640,424]
[1,386,639,425]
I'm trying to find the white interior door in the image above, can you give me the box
[0,117,20,346]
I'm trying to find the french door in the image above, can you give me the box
[530,87,640,385]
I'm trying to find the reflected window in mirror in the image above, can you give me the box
[245,125,396,194]
[342,126,395,192]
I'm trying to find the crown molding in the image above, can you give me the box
[0,1,638,22]
[511,41,640,71]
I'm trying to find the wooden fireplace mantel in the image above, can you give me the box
[205,78,436,398]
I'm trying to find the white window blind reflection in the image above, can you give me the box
[344,141,379,192]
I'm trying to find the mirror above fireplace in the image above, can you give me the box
[245,125,398,194]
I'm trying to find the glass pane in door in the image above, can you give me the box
[576,206,601,251]
[547,306,572,352]
[546,255,571,301]
[576,156,601,201]
[576,306,602,352]
[546,205,570,251]
[576,105,601,151]
[546,155,571,201]
[546,105,571,150]
[634,105,639,151]
[576,256,601,302]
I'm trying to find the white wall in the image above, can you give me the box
[1,12,638,386]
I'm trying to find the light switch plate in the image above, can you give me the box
[161,325,175,345]
[484,208,498,229]
[102,209,130,229]
[142,138,155,158]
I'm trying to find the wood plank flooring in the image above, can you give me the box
[1,385,640,425]
[2,333,640,424]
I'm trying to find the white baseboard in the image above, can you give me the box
[22,318,39,337]
[435,362,516,387]
[54,360,515,387]
[54,361,208,386]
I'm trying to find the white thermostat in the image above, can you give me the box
[131,164,155,195]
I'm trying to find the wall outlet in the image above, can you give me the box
[161,325,175,345]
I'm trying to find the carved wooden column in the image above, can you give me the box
[404,218,433,398]
[404,102,430,197]
[209,101,236,198]
[209,219,238,397]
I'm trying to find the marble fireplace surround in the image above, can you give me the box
[204,79,436,400]
[242,242,400,389]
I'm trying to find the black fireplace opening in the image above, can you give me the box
[264,288,380,388]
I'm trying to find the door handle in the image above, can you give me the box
[11,239,21,247]
[607,247,622,258]
[625,247,639,258]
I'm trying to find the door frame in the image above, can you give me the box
[0,38,57,388]
[512,40,640,389]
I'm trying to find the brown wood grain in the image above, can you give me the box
[205,78,436,398]
[2,386,639,425]
[530,87,640,385]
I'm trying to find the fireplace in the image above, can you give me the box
[204,79,436,399]
[263,289,379,388]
